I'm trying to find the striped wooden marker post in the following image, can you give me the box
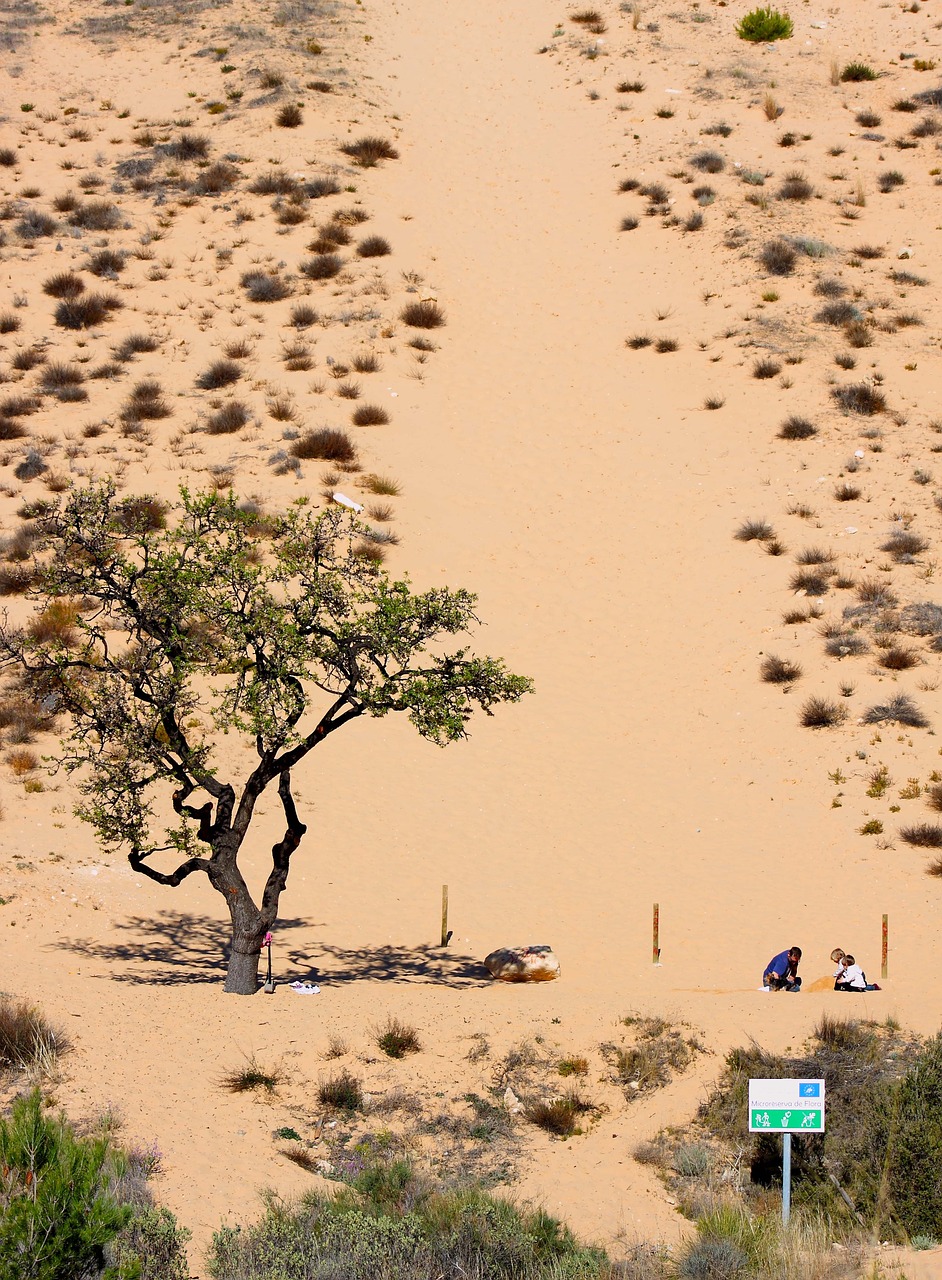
[653,902,661,965]
[882,913,888,980]
[441,885,449,947]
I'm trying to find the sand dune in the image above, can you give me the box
[1,0,941,1270]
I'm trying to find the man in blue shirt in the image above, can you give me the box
[764,946,802,991]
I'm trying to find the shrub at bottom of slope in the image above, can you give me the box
[685,1018,942,1241]
[207,1155,610,1280]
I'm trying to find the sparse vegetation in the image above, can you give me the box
[736,6,793,41]
[340,136,399,167]
[375,1017,421,1059]
[318,1069,363,1111]
[761,655,802,684]
[800,696,846,728]
[221,1056,284,1094]
[400,300,446,329]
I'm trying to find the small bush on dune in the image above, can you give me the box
[241,271,291,303]
[275,103,303,128]
[166,131,211,160]
[375,1016,421,1059]
[292,428,357,462]
[864,694,928,728]
[735,519,773,542]
[249,168,297,196]
[841,62,879,82]
[900,823,942,847]
[220,1056,284,1094]
[318,1069,363,1111]
[299,254,342,280]
[54,293,122,330]
[759,239,797,276]
[340,135,399,167]
[800,696,846,728]
[87,248,126,277]
[816,300,861,326]
[0,996,70,1071]
[206,402,252,435]
[42,270,85,299]
[761,655,801,684]
[736,6,793,40]
[191,161,240,195]
[196,359,241,390]
[357,235,391,258]
[778,172,814,201]
[401,300,446,329]
[778,416,816,440]
[352,404,390,426]
[832,382,886,415]
[68,200,121,231]
[525,1089,596,1137]
[691,150,725,173]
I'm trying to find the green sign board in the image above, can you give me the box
[750,1108,823,1132]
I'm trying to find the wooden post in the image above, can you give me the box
[881,913,888,979]
[652,902,660,965]
[440,884,449,947]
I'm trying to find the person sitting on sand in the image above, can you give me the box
[763,946,802,992]
[834,954,867,992]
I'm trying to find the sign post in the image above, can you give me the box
[749,1078,825,1225]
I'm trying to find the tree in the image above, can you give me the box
[0,1089,131,1279]
[0,486,532,993]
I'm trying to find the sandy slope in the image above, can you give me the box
[0,0,941,1271]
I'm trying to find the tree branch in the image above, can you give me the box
[128,848,212,886]
[260,772,307,919]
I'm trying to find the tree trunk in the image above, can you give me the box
[219,863,266,994]
[224,934,264,994]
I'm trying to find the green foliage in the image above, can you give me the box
[109,1205,191,1280]
[841,62,878,81]
[736,6,793,41]
[0,1089,131,1280]
[884,1033,942,1237]
[207,1159,609,1279]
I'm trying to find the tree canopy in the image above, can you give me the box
[0,485,532,991]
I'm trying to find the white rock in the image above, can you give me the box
[503,1087,523,1113]
[898,247,913,259]
[484,945,560,982]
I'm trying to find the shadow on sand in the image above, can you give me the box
[57,910,489,989]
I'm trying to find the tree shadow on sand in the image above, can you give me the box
[56,910,310,986]
[57,910,489,989]
[287,943,489,988]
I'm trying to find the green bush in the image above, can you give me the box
[208,1159,610,1280]
[736,7,793,40]
[841,62,878,81]
[109,1205,190,1280]
[0,1089,131,1280]
[884,1033,942,1237]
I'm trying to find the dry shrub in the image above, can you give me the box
[340,136,399,166]
[291,429,357,462]
[7,747,38,776]
[42,271,84,299]
[0,996,70,1071]
[27,601,79,647]
[54,293,122,330]
[800,696,846,728]
[351,404,389,426]
[400,300,445,329]
[206,402,251,435]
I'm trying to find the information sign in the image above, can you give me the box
[748,1078,825,1133]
